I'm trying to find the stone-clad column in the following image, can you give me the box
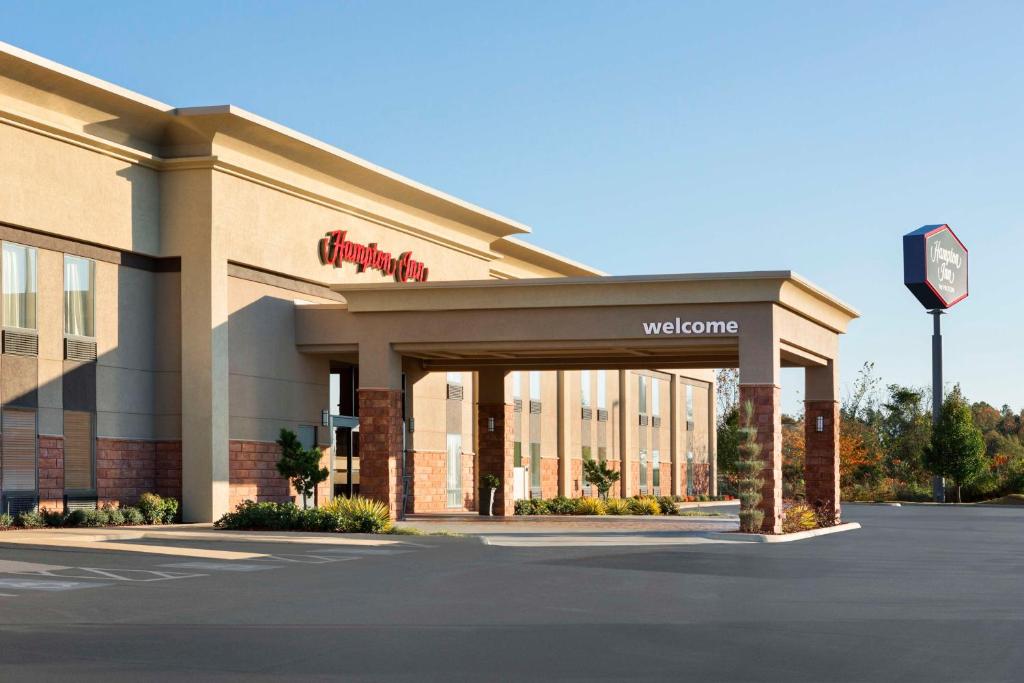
[357,388,404,518]
[739,384,783,534]
[618,369,633,498]
[477,368,513,516]
[804,362,841,524]
[357,343,404,519]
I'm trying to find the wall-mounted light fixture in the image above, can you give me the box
[408,418,415,433]
[321,409,330,427]
[816,415,825,432]
[487,417,495,432]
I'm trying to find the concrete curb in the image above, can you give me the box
[706,522,861,543]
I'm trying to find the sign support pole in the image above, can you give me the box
[930,309,945,503]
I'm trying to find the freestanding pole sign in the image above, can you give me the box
[903,224,969,502]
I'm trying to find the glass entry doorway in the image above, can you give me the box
[334,420,360,498]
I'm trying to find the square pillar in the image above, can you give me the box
[357,343,404,519]
[804,362,840,523]
[617,369,633,498]
[477,368,513,516]
[739,313,782,533]
[669,375,682,498]
[739,384,783,534]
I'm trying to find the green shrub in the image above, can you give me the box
[215,500,302,530]
[137,492,165,525]
[121,506,145,525]
[41,508,66,527]
[514,498,551,515]
[136,493,180,524]
[81,508,113,527]
[782,503,818,533]
[161,497,180,524]
[575,497,606,515]
[604,498,630,515]
[547,496,579,515]
[628,496,661,515]
[656,496,678,515]
[0,512,13,528]
[16,510,46,528]
[104,505,126,526]
[64,509,88,527]
[298,507,341,532]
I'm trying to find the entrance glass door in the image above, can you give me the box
[446,433,462,508]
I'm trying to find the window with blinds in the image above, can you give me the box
[2,408,37,492]
[63,410,94,491]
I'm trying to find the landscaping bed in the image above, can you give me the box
[514,494,734,517]
[0,492,179,530]
[214,496,395,534]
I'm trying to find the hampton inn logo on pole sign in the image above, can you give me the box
[903,224,968,309]
[318,230,429,283]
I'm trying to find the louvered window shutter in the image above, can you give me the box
[63,411,94,491]
[2,409,37,492]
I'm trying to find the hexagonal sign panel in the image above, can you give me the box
[903,224,969,309]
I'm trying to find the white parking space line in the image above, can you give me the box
[0,578,112,592]
[158,562,278,572]
[7,567,207,582]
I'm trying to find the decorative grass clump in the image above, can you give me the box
[627,496,662,515]
[574,497,607,515]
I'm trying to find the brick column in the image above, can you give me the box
[739,384,783,534]
[478,402,515,516]
[358,388,404,519]
[805,400,841,523]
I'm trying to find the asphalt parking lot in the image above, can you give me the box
[1,504,1022,682]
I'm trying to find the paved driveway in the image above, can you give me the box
[0,504,1022,681]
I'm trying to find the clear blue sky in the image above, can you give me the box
[3,1,1021,414]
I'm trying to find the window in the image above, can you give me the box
[64,255,95,337]
[530,443,541,491]
[637,375,647,414]
[652,449,661,487]
[581,445,592,489]
[446,371,463,385]
[529,371,541,400]
[652,378,660,417]
[686,449,695,496]
[512,371,521,399]
[2,243,37,330]
[580,370,591,407]
[597,372,607,409]
[639,449,648,490]
[64,411,95,491]
[514,440,522,468]
[2,408,37,493]
[686,384,695,423]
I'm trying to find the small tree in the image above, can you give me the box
[276,428,329,509]
[923,386,986,503]
[736,401,765,533]
[582,459,621,500]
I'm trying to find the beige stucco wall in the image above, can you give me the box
[0,122,161,255]
[227,276,333,445]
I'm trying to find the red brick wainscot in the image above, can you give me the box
[228,440,331,511]
[39,436,64,510]
[96,439,183,508]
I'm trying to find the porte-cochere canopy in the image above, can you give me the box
[294,270,859,533]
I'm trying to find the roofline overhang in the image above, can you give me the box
[328,270,860,334]
[0,41,531,241]
[491,236,606,277]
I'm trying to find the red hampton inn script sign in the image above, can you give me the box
[318,230,429,283]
